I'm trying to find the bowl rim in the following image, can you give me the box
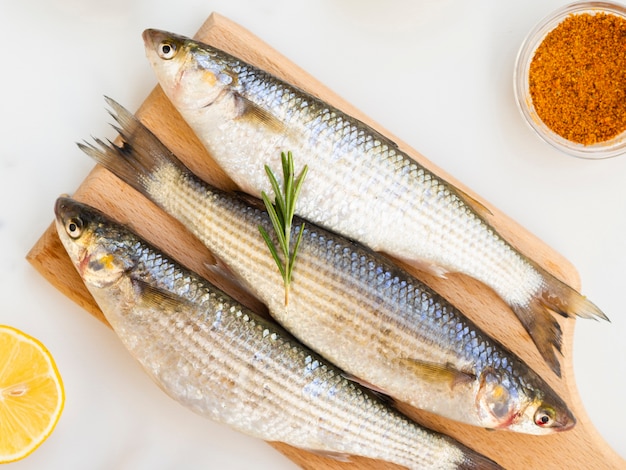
[513,1,626,159]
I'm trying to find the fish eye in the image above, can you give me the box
[534,407,556,427]
[158,41,177,60]
[65,217,83,239]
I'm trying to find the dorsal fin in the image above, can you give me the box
[234,190,266,211]
[456,187,494,219]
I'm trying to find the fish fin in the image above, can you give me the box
[234,190,266,211]
[340,373,395,405]
[203,254,258,300]
[236,94,287,133]
[456,446,504,470]
[511,263,608,377]
[401,258,449,279]
[395,358,475,388]
[78,97,190,200]
[132,278,194,312]
[203,257,235,282]
[300,449,352,463]
[511,301,563,377]
[534,263,608,321]
[456,187,494,219]
[425,263,448,279]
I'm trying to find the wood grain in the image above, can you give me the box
[27,13,625,470]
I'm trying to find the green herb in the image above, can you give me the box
[258,151,308,306]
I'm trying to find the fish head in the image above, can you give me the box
[510,391,576,435]
[475,366,576,434]
[142,29,236,111]
[54,197,134,289]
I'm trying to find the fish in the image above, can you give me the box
[141,28,608,376]
[55,196,504,470]
[78,98,576,435]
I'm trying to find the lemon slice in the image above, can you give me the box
[0,325,64,463]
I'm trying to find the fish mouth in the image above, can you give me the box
[545,393,577,433]
[141,28,160,49]
[54,196,90,273]
[554,411,576,432]
[54,195,77,222]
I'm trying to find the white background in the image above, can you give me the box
[2,1,625,468]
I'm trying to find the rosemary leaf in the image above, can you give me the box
[264,165,286,227]
[290,166,308,221]
[261,191,288,258]
[259,151,308,305]
[288,223,306,282]
[258,225,286,279]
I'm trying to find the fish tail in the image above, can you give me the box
[535,263,608,321]
[77,96,187,198]
[512,263,608,377]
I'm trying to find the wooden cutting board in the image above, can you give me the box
[27,13,625,470]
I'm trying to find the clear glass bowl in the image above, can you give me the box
[514,1,626,159]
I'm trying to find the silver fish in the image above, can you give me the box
[141,28,608,376]
[55,196,503,470]
[78,98,575,435]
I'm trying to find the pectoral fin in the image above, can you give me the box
[396,358,475,389]
[132,278,195,312]
[236,94,286,133]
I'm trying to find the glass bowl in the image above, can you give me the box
[514,1,626,159]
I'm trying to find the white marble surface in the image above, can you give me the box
[2,0,625,468]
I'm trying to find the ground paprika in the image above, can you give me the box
[529,12,626,145]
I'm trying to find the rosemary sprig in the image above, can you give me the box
[258,151,308,306]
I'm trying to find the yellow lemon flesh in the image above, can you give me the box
[0,325,64,463]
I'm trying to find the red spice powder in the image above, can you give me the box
[529,12,626,145]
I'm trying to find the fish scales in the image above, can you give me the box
[143,257,423,452]
[160,170,476,381]
[129,218,410,438]
[142,29,608,375]
[165,178,492,387]
[55,197,502,470]
[79,100,575,435]
[207,60,529,295]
